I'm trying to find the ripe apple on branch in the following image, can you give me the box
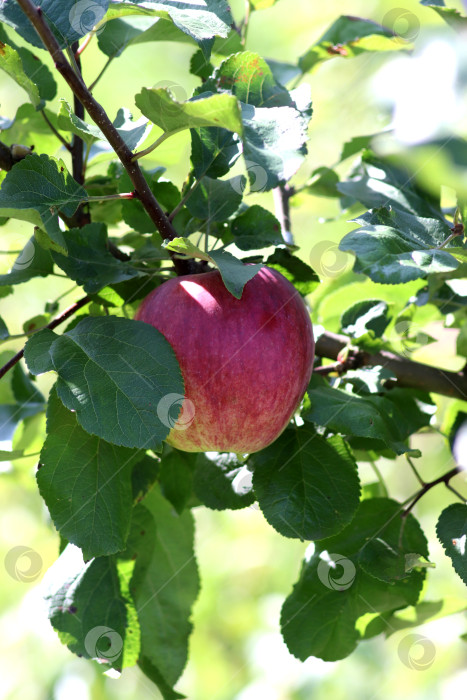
[136,267,315,453]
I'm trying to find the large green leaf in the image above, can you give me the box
[231,205,282,251]
[0,41,41,108]
[44,544,138,672]
[135,88,243,140]
[0,25,57,102]
[51,223,140,294]
[340,206,459,284]
[191,124,241,179]
[0,0,109,48]
[306,385,435,455]
[132,487,200,688]
[299,15,404,74]
[0,154,87,251]
[24,316,184,450]
[104,0,233,55]
[38,389,140,559]
[251,425,360,540]
[281,499,427,661]
[184,176,243,222]
[437,504,467,585]
[240,100,309,190]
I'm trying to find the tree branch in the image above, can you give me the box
[15,0,193,275]
[0,295,90,380]
[402,466,464,516]
[315,330,467,401]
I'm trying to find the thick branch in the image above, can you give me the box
[15,0,192,274]
[315,330,467,401]
[0,295,90,380]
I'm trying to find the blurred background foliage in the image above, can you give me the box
[1,0,467,698]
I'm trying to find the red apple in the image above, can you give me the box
[136,266,314,453]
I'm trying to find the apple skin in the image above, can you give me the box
[135,266,314,453]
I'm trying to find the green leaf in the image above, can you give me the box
[58,100,149,150]
[159,448,195,514]
[0,237,53,286]
[265,248,319,295]
[305,386,435,455]
[281,499,427,662]
[437,504,467,585]
[359,515,428,582]
[23,328,58,375]
[299,15,404,74]
[362,597,467,640]
[11,363,44,405]
[0,315,8,340]
[190,48,214,80]
[0,449,28,462]
[266,59,301,86]
[191,125,241,179]
[44,545,136,672]
[132,486,200,688]
[341,299,392,339]
[340,206,458,284]
[135,89,243,139]
[164,238,263,298]
[305,166,340,198]
[193,452,255,510]
[38,389,140,559]
[211,51,293,107]
[241,100,310,190]
[0,154,87,252]
[231,205,282,250]
[422,3,467,29]
[51,223,140,294]
[0,41,41,108]
[24,316,184,450]
[251,425,360,540]
[337,152,442,218]
[340,133,375,161]
[185,176,243,222]
[0,0,109,49]
[103,0,233,56]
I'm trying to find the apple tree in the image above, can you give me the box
[0,0,466,696]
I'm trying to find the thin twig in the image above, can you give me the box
[88,55,114,92]
[0,296,90,380]
[402,466,464,516]
[40,110,72,151]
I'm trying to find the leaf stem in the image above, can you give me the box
[132,130,180,161]
[168,176,204,222]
